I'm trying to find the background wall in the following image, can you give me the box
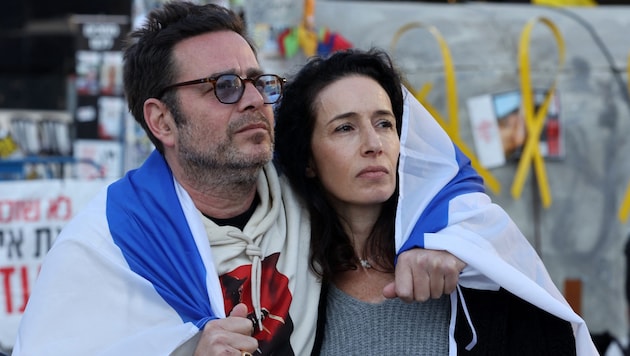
[307,0,630,341]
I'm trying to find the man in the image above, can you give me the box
[13,2,464,355]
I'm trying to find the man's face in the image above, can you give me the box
[168,31,275,172]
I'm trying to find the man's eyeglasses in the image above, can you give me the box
[160,73,286,104]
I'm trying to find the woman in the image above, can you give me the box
[275,48,596,355]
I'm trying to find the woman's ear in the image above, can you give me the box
[305,159,316,178]
[144,98,176,148]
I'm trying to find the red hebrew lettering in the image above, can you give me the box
[0,266,15,314]
[19,266,29,313]
[23,200,41,222]
[47,196,72,221]
[0,200,40,223]
[0,200,10,223]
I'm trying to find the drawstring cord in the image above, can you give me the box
[227,231,264,331]
[456,285,478,351]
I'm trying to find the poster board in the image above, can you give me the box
[0,179,112,352]
[467,89,563,169]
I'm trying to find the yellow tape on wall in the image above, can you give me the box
[510,17,565,209]
[390,22,501,195]
[618,52,630,222]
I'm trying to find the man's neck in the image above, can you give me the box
[204,193,260,230]
[189,184,258,219]
[170,159,263,219]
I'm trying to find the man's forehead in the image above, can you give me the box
[173,31,260,76]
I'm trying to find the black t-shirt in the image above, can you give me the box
[204,194,259,231]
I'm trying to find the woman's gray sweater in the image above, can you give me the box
[319,283,450,355]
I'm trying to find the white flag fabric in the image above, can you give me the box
[395,88,598,355]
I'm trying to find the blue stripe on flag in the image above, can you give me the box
[106,150,216,328]
[398,145,485,253]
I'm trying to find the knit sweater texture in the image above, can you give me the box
[319,283,450,355]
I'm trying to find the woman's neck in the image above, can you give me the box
[332,204,394,303]
[335,204,382,253]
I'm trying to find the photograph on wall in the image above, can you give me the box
[466,89,562,169]
[73,139,123,180]
[97,96,126,140]
[75,50,101,96]
[99,51,124,96]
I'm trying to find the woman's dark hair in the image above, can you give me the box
[123,1,255,153]
[274,48,404,278]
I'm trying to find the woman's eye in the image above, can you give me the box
[377,119,394,128]
[334,124,353,132]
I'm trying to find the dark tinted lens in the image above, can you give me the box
[256,75,283,104]
[215,74,244,103]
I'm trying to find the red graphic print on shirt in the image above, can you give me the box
[220,252,294,355]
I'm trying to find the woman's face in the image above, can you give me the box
[309,75,400,214]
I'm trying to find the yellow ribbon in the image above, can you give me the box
[532,0,597,6]
[391,22,501,195]
[511,17,565,208]
[618,52,630,222]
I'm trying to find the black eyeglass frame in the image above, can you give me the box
[159,73,286,104]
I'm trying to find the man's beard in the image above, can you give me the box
[176,112,274,186]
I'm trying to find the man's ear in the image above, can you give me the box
[144,98,176,148]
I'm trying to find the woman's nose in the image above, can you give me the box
[362,128,383,156]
